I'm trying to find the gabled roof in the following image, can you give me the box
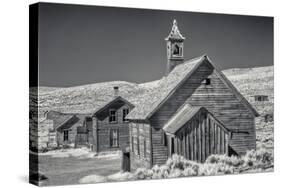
[165,19,185,41]
[163,103,201,134]
[46,110,91,130]
[126,55,259,120]
[163,103,229,134]
[92,96,134,117]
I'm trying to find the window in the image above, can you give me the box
[203,78,211,85]
[162,130,167,146]
[144,140,146,158]
[123,108,129,122]
[172,44,180,55]
[110,129,119,147]
[137,126,140,155]
[137,137,140,155]
[109,109,117,123]
[131,137,134,152]
[63,130,69,141]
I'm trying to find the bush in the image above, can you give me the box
[133,149,273,180]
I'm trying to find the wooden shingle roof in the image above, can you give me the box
[126,55,259,120]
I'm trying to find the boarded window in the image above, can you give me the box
[109,109,117,123]
[110,129,119,147]
[63,130,69,141]
[123,108,129,122]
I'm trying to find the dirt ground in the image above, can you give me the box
[31,153,122,186]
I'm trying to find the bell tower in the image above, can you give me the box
[165,20,185,75]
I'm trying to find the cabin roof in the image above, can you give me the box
[163,103,229,134]
[126,55,259,120]
[92,96,134,117]
[46,110,91,130]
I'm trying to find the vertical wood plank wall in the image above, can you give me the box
[172,111,229,162]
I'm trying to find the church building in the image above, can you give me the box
[125,20,259,170]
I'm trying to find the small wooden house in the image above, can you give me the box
[46,111,92,147]
[126,20,259,170]
[91,91,134,153]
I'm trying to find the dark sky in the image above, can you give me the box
[38,3,273,87]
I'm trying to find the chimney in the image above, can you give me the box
[113,86,119,96]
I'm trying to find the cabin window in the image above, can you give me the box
[123,108,129,122]
[109,109,117,123]
[63,130,69,141]
[203,78,211,85]
[110,129,119,147]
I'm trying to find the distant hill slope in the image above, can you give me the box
[33,65,273,119]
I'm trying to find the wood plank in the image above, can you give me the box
[183,129,186,158]
[198,114,202,162]
[194,119,197,161]
[202,116,206,162]
[206,116,210,159]
[186,126,190,160]
[190,123,194,161]
[214,122,217,154]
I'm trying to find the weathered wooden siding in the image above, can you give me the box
[151,128,168,165]
[150,61,255,155]
[129,122,151,171]
[57,122,82,146]
[96,104,130,152]
[171,110,229,162]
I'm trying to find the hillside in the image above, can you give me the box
[33,65,273,119]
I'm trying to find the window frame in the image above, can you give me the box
[110,129,119,147]
[63,130,69,141]
[109,109,117,123]
[122,108,130,122]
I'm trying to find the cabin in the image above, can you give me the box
[126,20,259,170]
[91,87,134,153]
[46,111,92,147]
[254,95,269,102]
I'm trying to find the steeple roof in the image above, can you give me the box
[165,19,185,41]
